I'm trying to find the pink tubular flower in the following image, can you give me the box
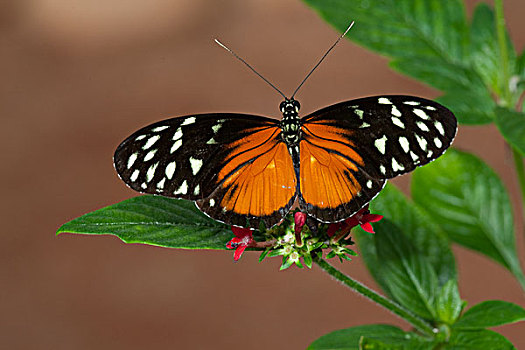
[294,212,307,235]
[226,226,254,261]
[294,211,307,246]
[327,205,383,237]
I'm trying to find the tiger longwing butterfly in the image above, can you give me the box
[114,22,457,229]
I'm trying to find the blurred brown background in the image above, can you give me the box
[1,0,524,349]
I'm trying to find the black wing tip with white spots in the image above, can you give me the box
[368,95,457,179]
[114,113,280,199]
[304,95,457,181]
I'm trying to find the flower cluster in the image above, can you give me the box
[225,205,383,269]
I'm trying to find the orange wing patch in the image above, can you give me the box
[218,129,296,217]
[300,124,364,209]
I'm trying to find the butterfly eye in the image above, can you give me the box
[279,101,287,112]
[292,100,301,111]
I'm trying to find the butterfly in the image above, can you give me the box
[113,23,457,229]
[114,94,456,228]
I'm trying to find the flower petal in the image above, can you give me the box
[231,226,253,238]
[294,212,307,231]
[233,245,248,261]
[364,214,383,223]
[360,222,375,233]
[226,237,241,250]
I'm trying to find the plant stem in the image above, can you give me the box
[314,256,436,336]
[513,148,525,215]
[515,96,525,214]
[494,0,511,105]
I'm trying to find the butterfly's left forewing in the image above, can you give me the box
[300,95,457,222]
[114,114,297,227]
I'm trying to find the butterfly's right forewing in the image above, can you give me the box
[299,95,457,222]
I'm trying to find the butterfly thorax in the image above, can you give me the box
[279,99,302,146]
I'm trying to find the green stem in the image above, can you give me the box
[494,0,511,105]
[513,148,525,215]
[515,96,525,215]
[314,256,436,337]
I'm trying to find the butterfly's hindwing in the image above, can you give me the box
[299,95,456,221]
[114,113,297,228]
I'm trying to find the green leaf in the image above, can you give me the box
[57,196,237,249]
[436,89,495,125]
[435,280,464,325]
[469,3,516,99]
[354,229,392,297]
[445,329,516,349]
[359,337,435,350]
[302,0,509,124]
[412,149,525,286]
[308,324,427,350]
[374,220,439,320]
[365,183,456,287]
[453,300,525,330]
[495,107,525,156]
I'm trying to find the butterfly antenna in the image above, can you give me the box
[214,38,288,100]
[291,21,355,99]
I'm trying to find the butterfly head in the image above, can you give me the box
[280,99,301,116]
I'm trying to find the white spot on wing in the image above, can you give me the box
[181,117,196,126]
[391,105,402,117]
[413,109,430,120]
[135,135,146,141]
[410,151,419,161]
[398,136,410,153]
[378,97,392,104]
[157,178,165,189]
[392,117,405,129]
[171,139,182,153]
[417,121,429,131]
[434,121,445,136]
[174,180,188,195]
[359,122,370,128]
[143,150,157,162]
[434,137,443,148]
[193,184,200,196]
[380,165,386,175]
[190,157,203,175]
[165,161,176,179]
[403,101,420,106]
[212,123,223,133]
[152,126,169,132]
[366,180,373,189]
[173,127,183,140]
[206,137,217,145]
[142,135,160,150]
[355,109,364,119]
[425,105,437,111]
[127,153,138,169]
[374,135,387,154]
[415,134,428,151]
[209,199,215,207]
[146,162,159,182]
[392,158,405,172]
[130,169,139,182]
